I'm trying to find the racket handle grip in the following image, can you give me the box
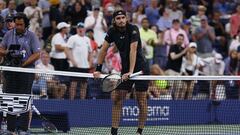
[32,105,41,115]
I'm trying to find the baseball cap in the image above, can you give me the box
[77,22,84,28]
[189,42,197,48]
[214,53,223,64]
[113,10,126,18]
[183,19,191,25]
[5,14,14,22]
[57,22,70,30]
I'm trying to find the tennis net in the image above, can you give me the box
[0,66,239,135]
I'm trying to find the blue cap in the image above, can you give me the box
[183,19,191,25]
[77,22,84,28]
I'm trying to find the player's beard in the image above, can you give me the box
[115,22,127,32]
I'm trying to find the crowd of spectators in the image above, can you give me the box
[0,0,240,100]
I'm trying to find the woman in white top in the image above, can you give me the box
[50,22,70,71]
[180,42,202,99]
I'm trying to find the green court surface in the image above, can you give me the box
[31,125,240,135]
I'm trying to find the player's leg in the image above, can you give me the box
[135,91,147,128]
[111,81,133,135]
[112,90,128,127]
[135,80,149,135]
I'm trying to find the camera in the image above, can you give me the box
[2,44,25,67]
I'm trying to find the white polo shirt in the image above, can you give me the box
[67,34,92,68]
[50,33,68,59]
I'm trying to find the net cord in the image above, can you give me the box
[0,66,239,80]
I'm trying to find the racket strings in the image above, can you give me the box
[102,75,122,92]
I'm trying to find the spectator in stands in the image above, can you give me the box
[165,34,188,75]
[145,0,160,25]
[167,0,183,23]
[1,0,16,18]
[0,16,4,42]
[122,0,134,14]
[65,1,87,35]
[24,0,43,33]
[165,34,188,99]
[201,53,225,75]
[132,4,146,28]
[49,0,63,34]
[201,53,225,100]
[32,51,66,99]
[190,5,207,33]
[0,12,40,134]
[148,64,172,100]
[182,19,193,42]
[213,0,236,15]
[151,26,167,69]
[156,8,172,32]
[180,42,202,99]
[209,11,227,57]
[0,0,5,14]
[50,22,70,71]
[105,45,122,74]
[229,33,240,54]
[86,28,98,69]
[103,5,114,27]
[230,4,240,38]
[163,19,189,56]
[84,6,108,47]
[193,16,216,58]
[224,49,238,75]
[4,14,15,31]
[38,0,51,40]
[16,0,31,12]
[139,18,158,67]
[66,22,93,100]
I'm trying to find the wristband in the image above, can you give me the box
[96,64,102,72]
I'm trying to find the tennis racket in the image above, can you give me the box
[102,71,143,92]
[32,105,58,134]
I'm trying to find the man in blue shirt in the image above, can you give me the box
[0,12,40,134]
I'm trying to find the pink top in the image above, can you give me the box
[163,28,189,47]
[230,13,240,37]
[106,47,122,72]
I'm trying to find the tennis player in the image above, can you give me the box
[93,10,149,135]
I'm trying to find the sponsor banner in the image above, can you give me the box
[33,100,240,127]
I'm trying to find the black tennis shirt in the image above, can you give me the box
[105,23,147,73]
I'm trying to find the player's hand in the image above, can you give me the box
[122,72,132,81]
[93,71,101,79]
